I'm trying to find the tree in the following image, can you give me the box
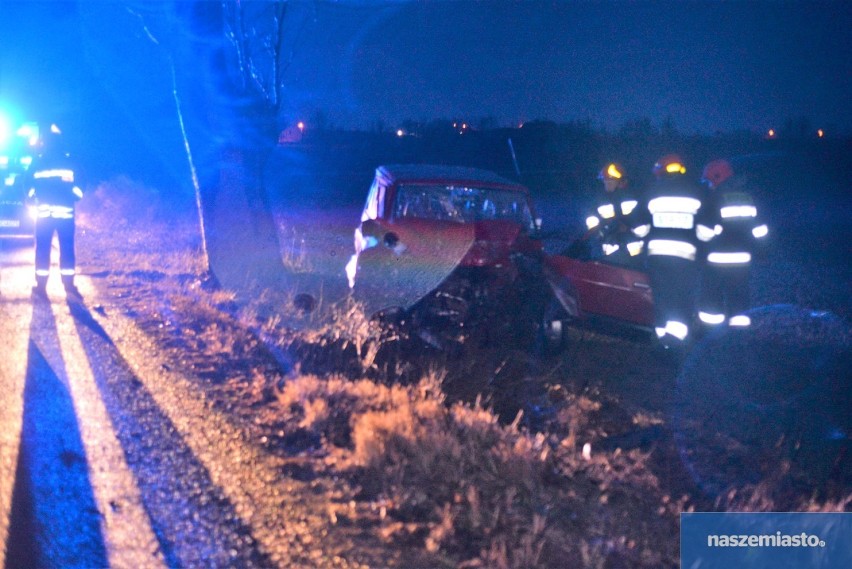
[476,115,498,131]
[310,109,329,132]
[127,1,292,293]
[618,117,658,140]
[781,116,812,139]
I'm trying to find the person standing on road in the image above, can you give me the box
[696,159,768,329]
[631,154,713,347]
[585,162,644,260]
[27,124,84,298]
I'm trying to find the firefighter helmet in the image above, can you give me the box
[652,154,686,178]
[597,162,625,181]
[701,159,734,188]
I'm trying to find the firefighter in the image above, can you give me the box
[27,124,84,298]
[632,154,713,347]
[696,159,768,329]
[585,162,644,260]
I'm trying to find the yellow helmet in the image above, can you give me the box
[598,162,625,181]
[652,154,686,178]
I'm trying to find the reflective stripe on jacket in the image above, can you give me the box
[27,154,83,216]
[634,175,706,260]
[700,185,767,262]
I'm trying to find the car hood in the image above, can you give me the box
[461,220,525,267]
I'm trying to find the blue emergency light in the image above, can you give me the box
[0,113,12,147]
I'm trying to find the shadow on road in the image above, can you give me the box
[66,301,273,568]
[6,299,108,569]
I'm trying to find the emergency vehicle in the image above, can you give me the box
[0,113,38,238]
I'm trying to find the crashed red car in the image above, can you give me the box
[539,233,655,349]
[347,164,551,346]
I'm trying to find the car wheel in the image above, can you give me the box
[538,295,571,355]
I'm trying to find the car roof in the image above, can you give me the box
[377,164,528,192]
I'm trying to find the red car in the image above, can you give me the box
[347,164,550,345]
[539,233,655,349]
[347,164,654,351]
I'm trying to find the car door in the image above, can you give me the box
[546,253,653,327]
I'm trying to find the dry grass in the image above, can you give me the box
[278,226,313,273]
[77,176,206,276]
[272,370,681,567]
[77,177,850,569]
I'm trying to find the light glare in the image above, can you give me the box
[607,163,622,179]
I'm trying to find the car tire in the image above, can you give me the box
[538,295,571,355]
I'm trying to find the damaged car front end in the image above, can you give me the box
[347,164,570,350]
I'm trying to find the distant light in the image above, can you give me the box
[768,129,776,138]
[396,129,405,137]
[817,129,824,138]
[665,162,686,174]
[297,121,305,131]
[20,155,32,167]
[50,123,61,134]
[461,123,467,129]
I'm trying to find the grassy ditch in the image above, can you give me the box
[74,178,849,568]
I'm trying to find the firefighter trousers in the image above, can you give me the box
[700,262,751,319]
[35,216,76,285]
[647,255,698,331]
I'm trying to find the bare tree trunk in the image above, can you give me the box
[172,1,287,293]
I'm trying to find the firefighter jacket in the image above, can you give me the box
[585,187,640,230]
[631,175,708,261]
[585,188,644,256]
[698,177,768,265]
[26,153,83,219]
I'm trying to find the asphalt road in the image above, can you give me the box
[0,242,379,569]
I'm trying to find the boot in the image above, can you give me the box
[33,275,48,298]
[62,276,81,299]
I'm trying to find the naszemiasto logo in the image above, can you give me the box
[707,532,827,548]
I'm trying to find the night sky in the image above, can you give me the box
[0,1,850,147]
[283,0,852,135]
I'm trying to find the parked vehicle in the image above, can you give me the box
[0,118,37,239]
[347,164,552,347]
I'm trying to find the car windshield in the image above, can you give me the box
[393,184,534,230]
